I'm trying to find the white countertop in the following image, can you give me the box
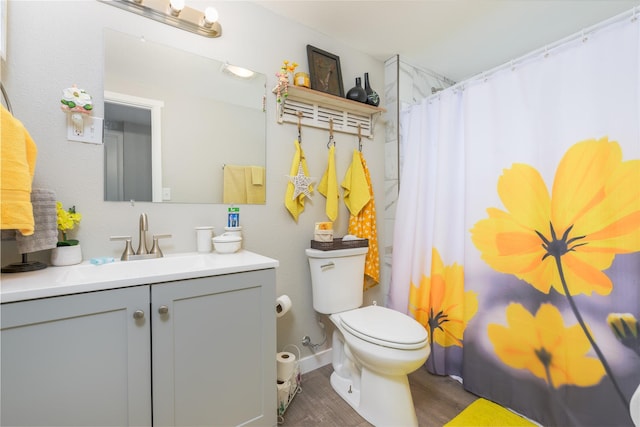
[0,250,279,303]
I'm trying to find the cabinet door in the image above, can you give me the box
[152,269,276,427]
[1,286,152,427]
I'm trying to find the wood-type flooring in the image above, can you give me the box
[280,364,479,427]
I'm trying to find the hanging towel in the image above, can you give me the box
[223,164,248,204]
[341,149,370,216]
[284,140,312,222]
[250,166,264,186]
[15,189,58,254]
[347,152,379,290]
[318,144,339,222]
[1,105,38,236]
[244,166,265,204]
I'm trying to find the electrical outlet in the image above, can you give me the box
[67,115,103,144]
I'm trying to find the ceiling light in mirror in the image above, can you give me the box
[222,63,256,79]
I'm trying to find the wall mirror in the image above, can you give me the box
[103,29,267,204]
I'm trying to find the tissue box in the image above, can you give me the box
[310,237,369,251]
[313,229,334,242]
[313,222,333,241]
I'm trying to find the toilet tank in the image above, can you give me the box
[305,247,368,314]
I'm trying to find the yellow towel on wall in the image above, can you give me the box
[1,105,38,236]
[284,140,311,222]
[318,144,338,222]
[341,149,370,216]
[347,152,379,290]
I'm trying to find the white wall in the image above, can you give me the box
[1,0,386,360]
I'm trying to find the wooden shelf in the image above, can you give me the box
[275,85,385,139]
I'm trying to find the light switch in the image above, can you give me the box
[162,188,171,201]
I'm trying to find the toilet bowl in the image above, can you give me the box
[306,248,430,426]
[330,305,429,426]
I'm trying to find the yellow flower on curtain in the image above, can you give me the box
[408,248,478,347]
[472,137,638,410]
[470,137,640,297]
[488,303,605,389]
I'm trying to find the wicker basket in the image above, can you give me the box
[310,237,369,251]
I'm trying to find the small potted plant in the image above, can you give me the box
[51,202,83,266]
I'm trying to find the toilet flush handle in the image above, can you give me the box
[320,261,335,270]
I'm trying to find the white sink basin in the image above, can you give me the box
[1,251,279,303]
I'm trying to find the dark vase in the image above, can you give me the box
[346,77,367,103]
[364,72,380,106]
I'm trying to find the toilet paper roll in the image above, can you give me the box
[275,295,292,318]
[277,379,291,408]
[277,351,297,382]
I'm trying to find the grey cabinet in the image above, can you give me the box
[1,286,152,427]
[1,268,276,427]
[152,270,276,426]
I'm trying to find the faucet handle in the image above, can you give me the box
[150,234,172,257]
[110,235,135,261]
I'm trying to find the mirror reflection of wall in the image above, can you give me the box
[104,102,152,202]
[103,29,267,204]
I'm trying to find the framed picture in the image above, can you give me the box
[306,45,344,97]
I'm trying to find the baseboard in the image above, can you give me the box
[298,348,332,374]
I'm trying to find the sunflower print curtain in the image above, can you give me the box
[391,14,640,427]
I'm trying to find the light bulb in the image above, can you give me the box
[204,7,218,25]
[168,0,185,16]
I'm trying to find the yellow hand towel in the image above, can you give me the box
[317,144,338,222]
[1,105,38,236]
[244,166,265,204]
[250,166,264,185]
[284,140,312,222]
[341,149,370,216]
[223,165,248,204]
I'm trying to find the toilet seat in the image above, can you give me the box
[339,305,428,350]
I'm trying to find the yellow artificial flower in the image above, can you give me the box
[408,248,478,347]
[488,303,605,389]
[471,137,640,296]
[56,201,82,245]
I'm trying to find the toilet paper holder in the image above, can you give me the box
[277,344,301,423]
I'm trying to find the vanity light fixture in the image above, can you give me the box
[99,0,222,38]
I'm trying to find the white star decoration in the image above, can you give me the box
[288,162,315,200]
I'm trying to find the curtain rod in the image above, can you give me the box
[431,6,638,100]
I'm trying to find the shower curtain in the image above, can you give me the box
[390,12,640,427]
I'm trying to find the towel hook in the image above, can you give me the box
[327,118,335,148]
[357,124,363,152]
[296,111,303,143]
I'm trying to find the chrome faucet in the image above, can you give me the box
[110,213,171,261]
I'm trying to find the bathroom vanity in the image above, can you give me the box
[0,251,278,427]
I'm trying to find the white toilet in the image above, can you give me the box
[306,246,430,427]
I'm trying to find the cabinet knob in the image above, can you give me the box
[158,305,169,315]
[133,310,145,320]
